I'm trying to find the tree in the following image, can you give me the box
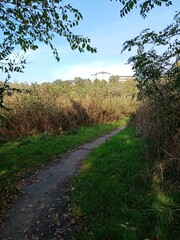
[109,75,120,83]
[110,0,179,100]
[121,11,180,99]
[120,1,180,174]
[74,77,84,86]
[0,0,96,108]
[113,0,172,18]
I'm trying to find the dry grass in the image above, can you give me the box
[0,80,138,141]
[133,96,180,188]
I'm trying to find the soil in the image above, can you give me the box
[0,127,125,240]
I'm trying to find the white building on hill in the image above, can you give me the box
[91,71,111,81]
[91,71,134,82]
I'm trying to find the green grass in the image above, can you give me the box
[0,121,126,210]
[71,126,179,240]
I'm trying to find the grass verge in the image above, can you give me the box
[0,120,126,214]
[71,126,179,240]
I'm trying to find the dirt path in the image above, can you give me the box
[1,126,125,240]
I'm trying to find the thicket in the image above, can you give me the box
[133,70,180,187]
[0,79,138,141]
[123,12,180,189]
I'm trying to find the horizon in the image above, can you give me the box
[5,73,135,85]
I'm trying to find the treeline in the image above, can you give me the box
[0,79,138,141]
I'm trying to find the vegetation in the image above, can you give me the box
[71,126,179,240]
[122,11,180,189]
[0,0,179,237]
[0,121,126,216]
[0,0,96,108]
[115,0,173,18]
[115,6,180,237]
[0,79,138,141]
[0,0,175,108]
[0,76,136,217]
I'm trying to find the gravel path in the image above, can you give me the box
[1,126,125,240]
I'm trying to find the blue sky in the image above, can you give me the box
[2,0,179,83]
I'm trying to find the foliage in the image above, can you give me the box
[109,75,120,83]
[122,11,180,135]
[112,0,172,18]
[0,0,96,66]
[122,10,180,186]
[74,77,84,86]
[0,0,96,107]
[122,11,180,97]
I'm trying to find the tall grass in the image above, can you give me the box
[0,79,138,141]
[132,77,180,189]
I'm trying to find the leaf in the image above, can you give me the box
[87,45,91,51]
